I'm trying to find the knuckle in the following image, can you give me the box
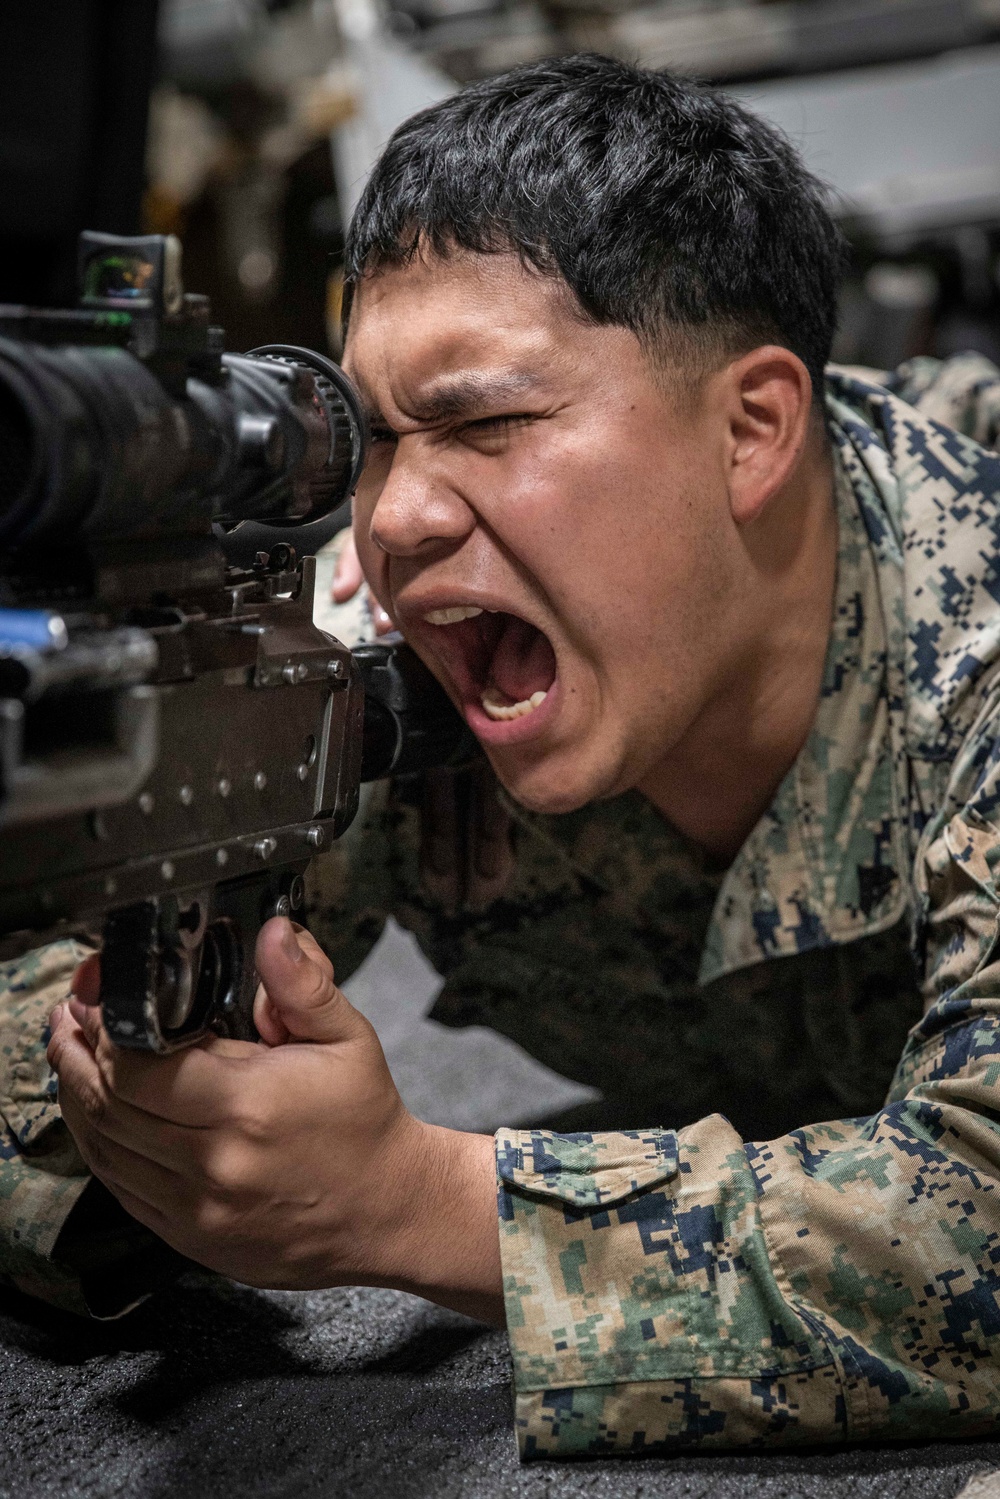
[95,1031,119,1073]
[303,970,333,1010]
[81,1129,111,1179]
[294,962,337,1016]
[234,1099,272,1147]
[199,1143,248,1197]
[192,1195,236,1239]
[80,1082,108,1127]
[315,949,334,983]
[307,943,334,981]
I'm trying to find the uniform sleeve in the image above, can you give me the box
[0,938,101,1313]
[496,695,1000,1459]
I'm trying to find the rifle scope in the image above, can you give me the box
[0,233,368,548]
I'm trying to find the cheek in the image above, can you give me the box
[483,427,635,578]
[490,443,704,660]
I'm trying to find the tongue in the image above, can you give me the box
[488,616,556,704]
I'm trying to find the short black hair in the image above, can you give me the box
[345,53,845,393]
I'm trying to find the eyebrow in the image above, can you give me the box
[412,371,543,421]
[359,370,544,430]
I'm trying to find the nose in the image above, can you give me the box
[367,437,476,559]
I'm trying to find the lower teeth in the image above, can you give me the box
[481,686,548,721]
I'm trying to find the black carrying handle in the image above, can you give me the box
[354,636,478,782]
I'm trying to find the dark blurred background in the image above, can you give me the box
[0,0,998,370]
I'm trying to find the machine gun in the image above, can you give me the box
[0,232,472,1053]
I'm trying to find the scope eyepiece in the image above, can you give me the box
[246,345,368,525]
[0,266,368,550]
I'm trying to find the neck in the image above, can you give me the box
[638,436,838,865]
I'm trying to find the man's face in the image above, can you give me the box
[344,250,745,815]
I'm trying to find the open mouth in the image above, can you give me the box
[420,605,557,727]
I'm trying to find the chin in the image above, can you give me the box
[486,742,623,816]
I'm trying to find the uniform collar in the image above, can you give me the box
[698,426,909,986]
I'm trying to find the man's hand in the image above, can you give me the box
[47,919,504,1322]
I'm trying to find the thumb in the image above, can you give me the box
[70,952,102,1007]
[253,918,363,1045]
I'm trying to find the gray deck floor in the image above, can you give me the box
[3,923,1000,1498]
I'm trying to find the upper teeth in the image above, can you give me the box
[424,606,484,625]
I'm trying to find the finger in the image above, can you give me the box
[94,1178,226,1279]
[285,923,333,972]
[94,1179,174,1247]
[65,989,238,1109]
[253,980,291,1047]
[58,1047,215,1176]
[69,982,253,1067]
[48,1010,146,1159]
[59,1089,188,1209]
[67,959,259,1092]
[332,533,364,601]
[50,1001,257,1128]
[71,953,101,1007]
[68,992,104,1046]
[76,1149,194,1248]
[47,1011,166,1186]
[254,917,363,1045]
[47,1003,94,1079]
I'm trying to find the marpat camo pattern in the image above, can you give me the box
[4,356,1000,1452]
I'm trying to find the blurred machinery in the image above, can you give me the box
[148,1,358,353]
[740,45,1000,367]
[148,0,1000,374]
[1,1,998,379]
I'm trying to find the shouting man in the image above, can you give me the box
[6,54,1000,1458]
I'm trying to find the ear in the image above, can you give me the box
[722,347,814,527]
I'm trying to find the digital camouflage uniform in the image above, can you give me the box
[3,353,1000,1458]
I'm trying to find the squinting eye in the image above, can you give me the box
[369,426,398,446]
[467,415,530,435]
